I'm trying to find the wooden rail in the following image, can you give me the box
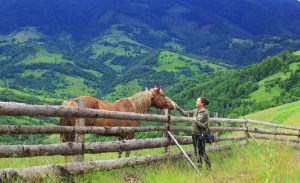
[0,101,299,181]
[0,141,248,181]
[0,102,299,131]
[0,125,298,138]
[0,136,246,158]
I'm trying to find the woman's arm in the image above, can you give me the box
[176,104,195,117]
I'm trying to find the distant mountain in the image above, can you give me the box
[0,0,300,65]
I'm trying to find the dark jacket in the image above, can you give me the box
[178,107,210,135]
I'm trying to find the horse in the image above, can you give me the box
[59,86,176,157]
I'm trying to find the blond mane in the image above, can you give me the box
[128,90,152,113]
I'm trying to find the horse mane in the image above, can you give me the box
[127,90,152,113]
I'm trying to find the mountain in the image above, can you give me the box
[0,0,300,143]
[1,0,300,104]
[0,0,300,65]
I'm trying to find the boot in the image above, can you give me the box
[197,157,203,170]
[204,154,211,171]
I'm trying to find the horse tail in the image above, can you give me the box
[60,100,75,143]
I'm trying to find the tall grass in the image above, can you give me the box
[2,140,298,182]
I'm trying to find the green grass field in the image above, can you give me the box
[154,50,226,73]
[249,61,300,102]
[294,50,300,56]
[104,79,143,101]
[1,141,299,182]
[21,50,72,65]
[245,100,300,127]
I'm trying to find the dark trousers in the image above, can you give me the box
[192,134,211,169]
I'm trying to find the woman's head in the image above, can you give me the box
[196,96,209,108]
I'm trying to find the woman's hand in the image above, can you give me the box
[172,101,178,110]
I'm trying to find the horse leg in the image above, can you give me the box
[60,117,75,143]
[125,133,134,158]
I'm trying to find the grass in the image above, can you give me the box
[249,61,300,102]
[83,69,103,78]
[245,100,300,127]
[154,50,226,73]
[1,100,300,182]
[21,50,72,65]
[90,26,148,59]
[0,86,61,104]
[164,40,184,51]
[104,59,124,72]
[1,141,299,182]
[6,27,42,44]
[55,75,97,96]
[248,84,283,102]
[294,50,300,56]
[228,100,300,137]
[104,79,142,101]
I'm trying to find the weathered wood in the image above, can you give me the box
[0,141,247,181]
[0,102,299,131]
[252,135,300,143]
[248,128,299,136]
[0,102,172,122]
[0,125,169,134]
[213,112,219,138]
[164,109,171,153]
[0,137,192,158]
[0,135,245,158]
[252,135,300,150]
[247,119,300,131]
[0,125,253,135]
[244,117,249,144]
[75,98,85,162]
[0,124,297,139]
[210,118,300,131]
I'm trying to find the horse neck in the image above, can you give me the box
[127,91,152,113]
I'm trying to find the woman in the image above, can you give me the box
[175,97,211,170]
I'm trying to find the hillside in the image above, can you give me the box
[170,51,300,117]
[246,100,300,127]
[0,0,300,66]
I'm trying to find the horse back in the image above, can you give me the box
[94,98,139,127]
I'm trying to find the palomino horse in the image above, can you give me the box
[60,87,176,157]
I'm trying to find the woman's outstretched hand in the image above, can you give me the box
[172,102,179,110]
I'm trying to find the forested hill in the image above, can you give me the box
[1,50,299,119]
[169,51,300,117]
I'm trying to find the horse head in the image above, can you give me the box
[148,86,176,111]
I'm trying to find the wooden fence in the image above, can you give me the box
[0,102,299,181]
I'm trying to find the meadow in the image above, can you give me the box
[1,100,300,182]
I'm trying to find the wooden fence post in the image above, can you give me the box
[213,112,219,136]
[164,109,170,153]
[75,98,85,162]
[213,112,219,146]
[244,117,249,144]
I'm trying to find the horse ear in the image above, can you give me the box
[157,86,161,92]
[145,87,149,91]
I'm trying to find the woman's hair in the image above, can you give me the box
[199,97,210,106]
